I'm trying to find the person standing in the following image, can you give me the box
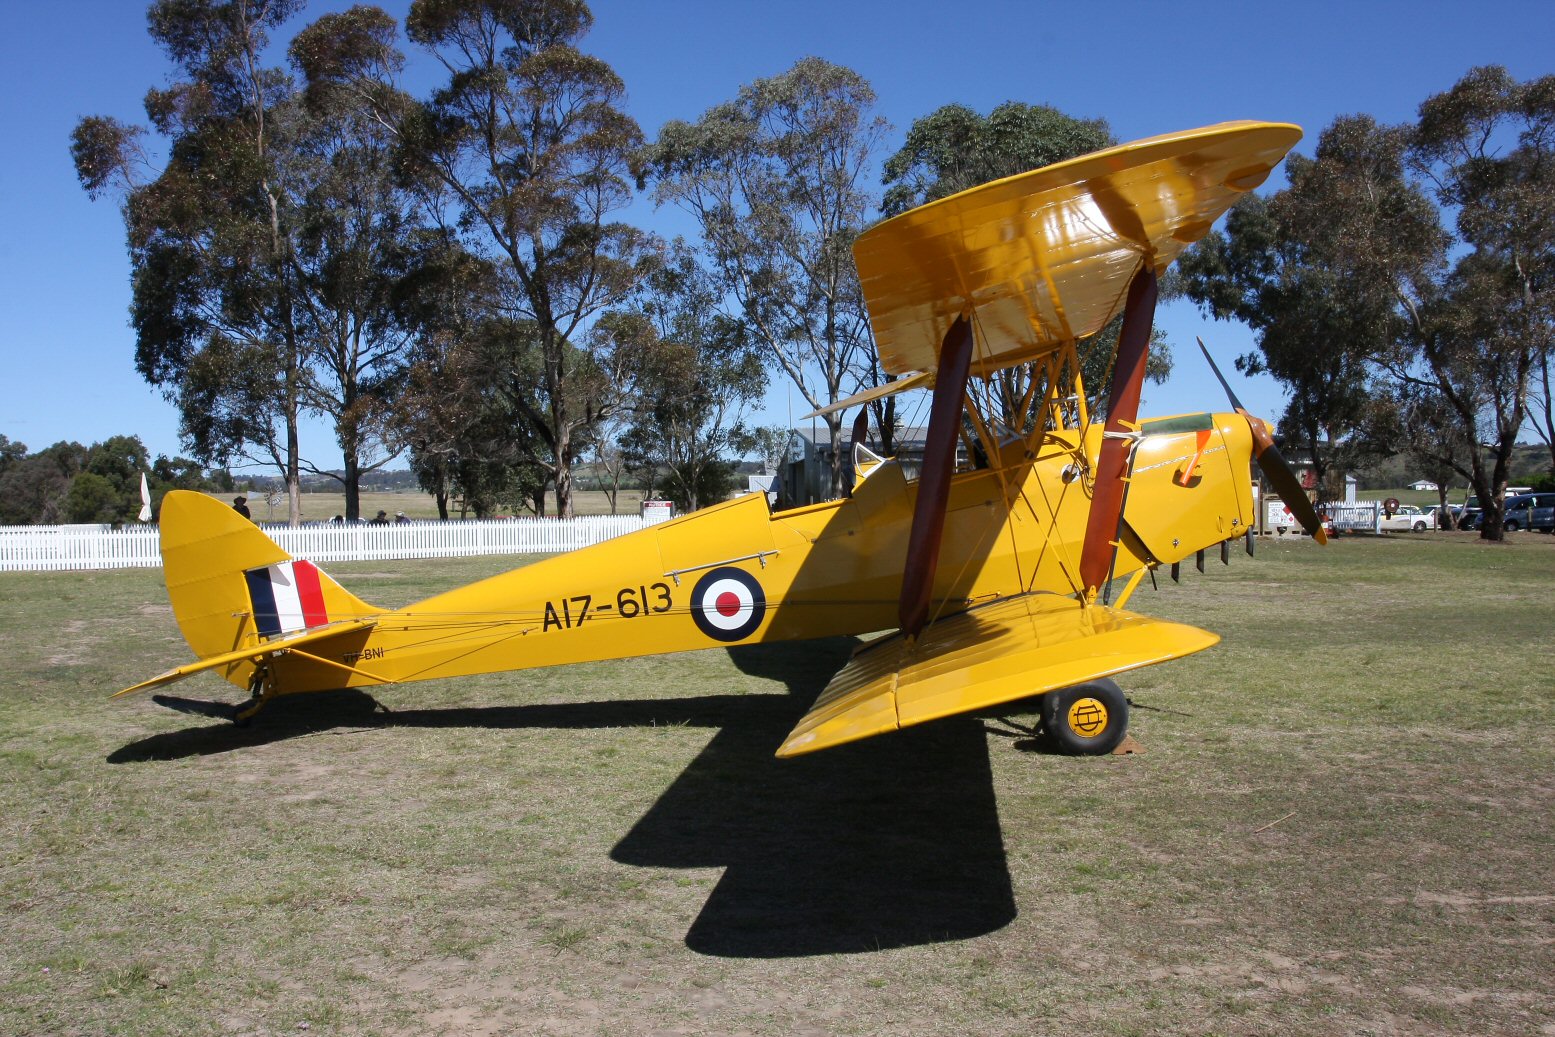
[233,496,251,519]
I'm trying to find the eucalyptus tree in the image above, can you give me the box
[0,442,85,525]
[641,58,887,501]
[1382,383,1475,524]
[295,0,654,518]
[72,0,316,521]
[1174,179,1404,505]
[73,0,425,523]
[599,243,765,512]
[1405,66,1555,522]
[1177,68,1554,539]
[881,100,1113,216]
[284,22,426,519]
[388,230,555,517]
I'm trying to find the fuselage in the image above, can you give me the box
[262,412,1258,696]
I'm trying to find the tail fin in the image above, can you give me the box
[158,491,382,676]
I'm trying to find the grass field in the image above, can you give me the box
[3,533,1553,1035]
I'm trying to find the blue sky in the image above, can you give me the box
[3,0,1551,466]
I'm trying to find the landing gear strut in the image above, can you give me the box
[150,659,279,725]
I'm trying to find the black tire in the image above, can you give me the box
[1413,521,1427,532]
[1043,679,1129,755]
[1507,519,1520,531]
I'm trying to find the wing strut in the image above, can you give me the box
[898,314,974,638]
[1078,267,1158,599]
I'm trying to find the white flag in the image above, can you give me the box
[138,472,152,522]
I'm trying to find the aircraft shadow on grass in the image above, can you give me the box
[108,636,1017,958]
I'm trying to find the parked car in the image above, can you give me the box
[1420,504,1461,529]
[1502,492,1555,532]
[1379,504,1430,532]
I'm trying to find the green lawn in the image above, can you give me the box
[2,535,1553,1035]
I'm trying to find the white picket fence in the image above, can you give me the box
[0,514,659,573]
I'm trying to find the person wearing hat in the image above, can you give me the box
[370,510,389,525]
[233,496,250,519]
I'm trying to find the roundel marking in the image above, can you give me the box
[690,566,766,642]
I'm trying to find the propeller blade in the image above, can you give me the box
[1253,435,1330,545]
[1197,339,1329,545]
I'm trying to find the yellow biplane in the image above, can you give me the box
[118,121,1326,757]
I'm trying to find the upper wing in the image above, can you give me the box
[854,121,1302,378]
[776,593,1218,757]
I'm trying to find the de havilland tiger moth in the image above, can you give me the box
[116,121,1327,757]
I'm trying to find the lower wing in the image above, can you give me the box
[778,593,1217,757]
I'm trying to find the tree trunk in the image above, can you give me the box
[286,412,302,527]
[551,418,575,518]
[825,411,845,500]
[342,450,361,523]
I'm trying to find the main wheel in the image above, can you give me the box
[1043,679,1129,755]
[1413,521,1427,532]
[1507,519,1521,531]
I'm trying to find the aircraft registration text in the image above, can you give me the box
[542,583,674,632]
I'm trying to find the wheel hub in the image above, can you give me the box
[1067,696,1109,736]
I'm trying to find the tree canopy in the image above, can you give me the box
[640,57,887,500]
[880,100,1112,216]
[879,101,1169,426]
[298,0,655,517]
[599,242,765,512]
[73,0,424,522]
[0,435,213,526]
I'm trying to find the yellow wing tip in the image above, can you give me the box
[113,668,190,698]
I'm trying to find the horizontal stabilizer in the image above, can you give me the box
[777,593,1217,757]
[115,619,377,698]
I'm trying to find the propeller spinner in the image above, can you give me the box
[1197,339,1329,545]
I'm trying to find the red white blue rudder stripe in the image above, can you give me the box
[245,560,329,638]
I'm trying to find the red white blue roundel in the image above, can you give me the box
[690,566,766,642]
